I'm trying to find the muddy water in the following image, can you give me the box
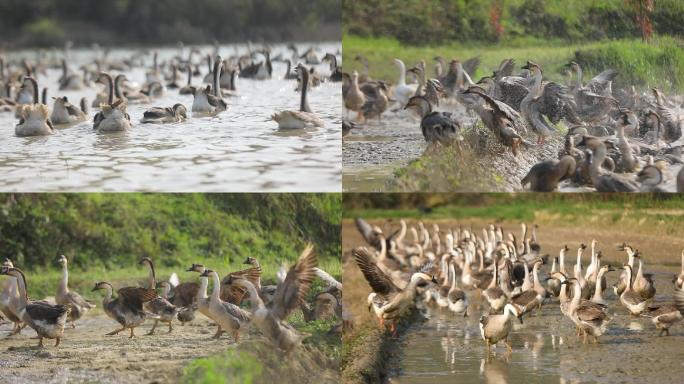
[0,43,341,192]
[391,267,684,384]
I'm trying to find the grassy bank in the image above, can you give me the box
[343,35,684,92]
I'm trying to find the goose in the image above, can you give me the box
[561,278,611,344]
[200,269,251,341]
[580,136,639,192]
[166,64,182,89]
[651,88,682,143]
[50,96,88,125]
[615,110,638,173]
[179,65,195,95]
[93,73,132,132]
[590,264,614,306]
[56,255,95,328]
[322,53,342,82]
[675,251,684,290]
[191,56,227,114]
[404,95,463,145]
[139,257,180,335]
[614,243,638,295]
[642,288,684,336]
[677,166,684,193]
[282,59,298,80]
[520,61,555,144]
[511,260,545,318]
[228,244,317,353]
[522,156,576,191]
[271,64,324,129]
[15,77,54,137]
[483,258,507,313]
[241,50,272,80]
[354,247,435,334]
[632,256,656,300]
[300,47,320,65]
[92,281,157,338]
[462,86,528,154]
[619,265,650,317]
[546,256,561,297]
[392,58,415,107]
[479,303,522,353]
[447,263,468,316]
[141,103,187,124]
[1,267,69,347]
[0,259,25,335]
[218,265,263,306]
[344,71,366,120]
[58,59,84,90]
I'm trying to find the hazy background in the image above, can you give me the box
[0,0,341,48]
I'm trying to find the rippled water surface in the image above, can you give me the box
[0,43,341,192]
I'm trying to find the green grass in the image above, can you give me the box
[343,35,684,92]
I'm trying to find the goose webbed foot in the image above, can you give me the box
[106,327,124,336]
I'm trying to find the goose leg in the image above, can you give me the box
[37,337,44,348]
[233,330,240,343]
[167,321,173,333]
[71,321,76,329]
[505,338,512,352]
[106,327,125,336]
[665,328,670,336]
[54,337,61,347]
[129,327,136,338]
[148,320,159,335]
[211,326,223,339]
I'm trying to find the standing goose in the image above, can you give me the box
[675,251,684,290]
[392,58,415,107]
[0,259,25,334]
[479,303,522,353]
[1,267,69,347]
[139,257,180,335]
[344,71,366,120]
[651,88,682,143]
[447,263,468,316]
[93,73,132,132]
[15,77,54,137]
[632,256,656,300]
[483,258,507,313]
[200,269,252,341]
[228,244,317,353]
[191,56,227,114]
[56,255,95,328]
[561,278,611,343]
[619,265,650,317]
[520,61,555,144]
[50,96,88,125]
[643,288,684,336]
[590,264,614,306]
[271,64,324,129]
[141,103,187,124]
[580,136,639,192]
[405,95,463,146]
[92,282,157,338]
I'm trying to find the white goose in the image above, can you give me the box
[392,58,415,108]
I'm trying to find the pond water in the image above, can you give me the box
[0,43,341,192]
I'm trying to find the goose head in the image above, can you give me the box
[243,257,257,265]
[404,95,431,117]
[91,281,111,292]
[57,254,68,266]
[172,103,187,119]
[186,264,205,273]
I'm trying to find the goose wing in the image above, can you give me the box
[26,302,69,322]
[421,111,462,144]
[118,287,157,310]
[143,107,172,119]
[463,56,481,78]
[587,69,618,94]
[66,290,96,309]
[219,301,252,323]
[595,174,639,192]
[353,247,401,298]
[270,244,317,320]
[355,218,378,248]
[221,266,262,305]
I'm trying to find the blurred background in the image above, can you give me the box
[0,0,341,48]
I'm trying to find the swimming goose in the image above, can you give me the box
[50,96,88,125]
[562,278,611,343]
[522,156,576,191]
[0,259,25,334]
[92,281,157,338]
[141,103,187,124]
[229,244,317,353]
[93,73,132,132]
[15,77,54,137]
[179,65,195,95]
[620,265,650,317]
[138,257,179,335]
[405,95,463,146]
[56,255,95,328]
[201,269,251,341]
[240,50,272,80]
[1,267,69,347]
[354,247,435,334]
[323,53,342,82]
[479,303,522,353]
[58,59,84,90]
[271,64,324,129]
[191,56,227,114]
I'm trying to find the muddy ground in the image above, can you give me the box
[342,217,684,384]
[0,310,233,383]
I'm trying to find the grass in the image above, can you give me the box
[343,34,684,93]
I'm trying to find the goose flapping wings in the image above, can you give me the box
[269,243,317,321]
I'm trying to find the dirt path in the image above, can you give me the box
[0,311,235,384]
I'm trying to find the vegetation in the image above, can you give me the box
[343,0,684,45]
[343,34,684,92]
[0,0,340,48]
[0,193,341,298]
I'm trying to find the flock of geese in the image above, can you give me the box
[0,43,341,134]
[0,245,343,353]
[351,218,684,353]
[343,55,684,192]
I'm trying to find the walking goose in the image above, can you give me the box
[643,287,684,336]
[562,278,611,343]
[228,244,318,353]
[1,267,69,347]
[271,64,324,129]
[479,303,522,353]
[392,58,415,108]
[56,255,95,328]
[92,281,157,338]
[201,269,252,341]
[0,259,25,334]
[139,257,179,335]
[405,95,463,145]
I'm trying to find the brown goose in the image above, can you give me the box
[479,303,522,353]
[462,86,527,155]
[344,71,366,120]
[643,288,684,336]
[562,278,611,343]
[522,156,576,191]
[93,73,131,132]
[228,244,317,353]
[580,136,639,192]
[56,255,95,328]
[139,258,179,335]
[15,77,54,137]
[1,267,69,347]
[92,281,157,338]
[651,88,682,143]
[191,56,227,114]
[0,259,24,334]
[271,64,325,129]
[619,265,650,317]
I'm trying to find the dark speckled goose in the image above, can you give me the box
[405,95,463,146]
[92,281,157,338]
